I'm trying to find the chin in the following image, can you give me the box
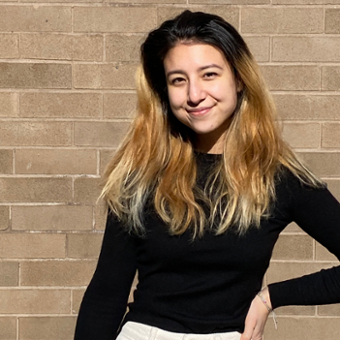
[191,126,218,135]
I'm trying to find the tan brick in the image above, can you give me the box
[103,93,136,118]
[129,275,138,303]
[158,5,185,24]
[75,121,130,147]
[315,242,338,261]
[0,63,71,89]
[272,235,313,260]
[20,33,103,61]
[0,34,18,58]
[264,317,340,340]
[12,205,93,231]
[74,63,137,89]
[326,179,340,201]
[274,94,311,120]
[273,0,340,3]
[67,233,103,258]
[0,149,13,174]
[0,289,70,314]
[72,289,86,314]
[282,222,305,234]
[274,305,315,316]
[191,0,269,4]
[0,318,16,339]
[100,149,115,174]
[20,92,102,118]
[0,93,18,117]
[22,0,101,2]
[15,149,97,175]
[0,6,72,32]
[267,261,335,284]
[21,260,96,286]
[299,152,340,177]
[241,8,323,34]
[0,121,72,146]
[274,95,340,120]
[261,65,320,91]
[19,317,77,340]
[282,123,320,149]
[325,9,340,34]
[106,34,144,62]
[0,234,65,259]
[322,124,340,148]
[106,0,185,2]
[318,304,340,316]
[322,67,340,91]
[157,6,239,28]
[0,262,19,286]
[273,37,340,62]
[0,178,72,203]
[74,177,101,204]
[74,7,157,33]
[94,202,108,231]
[243,36,270,62]
[0,206,10,231]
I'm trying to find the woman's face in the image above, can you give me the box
[163,43,239,153]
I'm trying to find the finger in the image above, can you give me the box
[240,320,255,340]
[250,327,263,340]
[240,330,253,340]
[240,330,254,340]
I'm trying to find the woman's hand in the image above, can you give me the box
[240,288,271,340]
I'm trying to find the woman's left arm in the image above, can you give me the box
[269,179,340,309]
[242,173,340,340]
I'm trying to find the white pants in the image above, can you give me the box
[117,321,241,340]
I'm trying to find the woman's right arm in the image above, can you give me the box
[74,211,137,340]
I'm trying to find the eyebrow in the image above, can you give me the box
[166,64,223,77]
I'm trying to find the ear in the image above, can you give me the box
[236,77,244,93]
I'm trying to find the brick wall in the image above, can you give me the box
[0,1,339,339]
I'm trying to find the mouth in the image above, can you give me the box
[186,106,213,117]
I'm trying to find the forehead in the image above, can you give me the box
[163,43,229,72]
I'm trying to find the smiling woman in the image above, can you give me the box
[74,10,340,340]
[164,43,239,154]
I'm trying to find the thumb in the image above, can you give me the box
[240,320,255,340]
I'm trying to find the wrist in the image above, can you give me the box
[257,286,278,330]
[257,287,273,312]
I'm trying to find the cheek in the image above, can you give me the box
[221,86,238,108]
[167,87,185,110]
[166,89,187,124]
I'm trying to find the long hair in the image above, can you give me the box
[100,10,323,237]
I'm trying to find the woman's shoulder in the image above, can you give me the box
[274,164,327,205]
[274,165,299,186]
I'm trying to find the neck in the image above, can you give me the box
[195,133,225,154]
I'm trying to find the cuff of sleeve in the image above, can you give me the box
[268,281,293,310]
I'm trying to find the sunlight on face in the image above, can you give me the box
[164,43,239,153]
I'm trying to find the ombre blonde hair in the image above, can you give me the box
[100,11,323,237]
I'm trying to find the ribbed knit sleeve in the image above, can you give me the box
[74,212,137,340]
[269,173,340,309]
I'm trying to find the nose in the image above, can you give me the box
[187,79,206,105]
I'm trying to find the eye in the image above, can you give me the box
[203,72,217,79]
[170,77,185,85]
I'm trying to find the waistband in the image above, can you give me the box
[117,321,241,340]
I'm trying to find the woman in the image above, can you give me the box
[74,10,340,340]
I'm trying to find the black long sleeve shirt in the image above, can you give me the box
[74,153,340,339]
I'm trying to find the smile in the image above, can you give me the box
[186,106,213,117]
